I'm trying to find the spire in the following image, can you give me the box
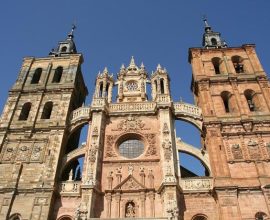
[157,64,162,71]
[140,62,145,69]
[201,16,227,49]
[68,24,76,39]
[203,16,211,33]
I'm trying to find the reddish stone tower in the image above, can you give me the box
[189,18,270,219]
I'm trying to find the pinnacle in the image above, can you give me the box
[129,56,137,69]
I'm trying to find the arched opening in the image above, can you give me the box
[19,102,31,121]
[212,57,221,74]
[58,215,73,220]
[221,91,234,113]
[9,213,22,220]
[160,78,165,94]
[99,82,103,97]
[31,68,42,84]
[244,89,260,112]
[125,201,136,218]
[41,102,53,119]
[192,214,208,220]
[231,55,244,73]
[105,83,109,97]
[255,212,267,220]
[179,152,209,177]
[52,66,63,83]
[61,46,67,52]
[61,156,84,181]
[211,38,217,46]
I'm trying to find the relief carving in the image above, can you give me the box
[162,139,172,160]
[145,133,157,156]
[231,144,243,160]
[105,135,117,158]
[2,146,15,162]
[163,123,169,134]
[16,146,29,161]
[116,116,145,131]
[247,139,261,160]
[92,126,99,137]
[242,122,253,132]
[30,146,43,161]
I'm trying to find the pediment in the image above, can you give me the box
[113,175,146,191]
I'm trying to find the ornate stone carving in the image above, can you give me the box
[128,163,134,175]
[163,123,169,134]
[2,146,15,162]
[92,126,99,137]
[247,140,260,160]
[125,202,136,218]
[16,146,29,161]
[145,133,157,156]
[231,144,243,160]
[105,135,117,158]
[30,146,43,161]
[116,116,145,131]
[242,122,253,132]
[181,178,212,190]
[162,139,172,160]
[266,143,270,156]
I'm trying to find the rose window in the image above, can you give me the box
[119,139,144,159]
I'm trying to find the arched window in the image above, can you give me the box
[221,91,232,113]
[192,214,208,220]
[41,102,53,119]
[160,78,165,94]
[9,213,22,220]
[61,46,67,52]
[52,66,63,83]
[99,82,103,97]
[31,68,42,84]
[244,89,262,112]
[19,102,31,121]
[212,57,221,74]
[154,80,158,92]
[231,55,244,73]
[211,38,217,46]
[255,212,267,220]
[57,215,73,220]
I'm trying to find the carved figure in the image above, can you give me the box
[126,202,136,218]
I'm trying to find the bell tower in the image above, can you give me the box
[0,26,87,219]
[189,18,270,219]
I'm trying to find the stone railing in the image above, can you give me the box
[156,94,171,103]
[70,106,91,123]
[60,181,81,196]
[174,102,202,118]
[180,178,212,191]
[91,98,107,107]
[109,102,156,113]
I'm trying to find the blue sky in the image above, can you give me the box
[1,1,270,175]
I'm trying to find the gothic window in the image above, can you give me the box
[154,80,158,92]
[255,212,267,220]
[211,38,217,46]
[192,214,208,220]
[125,201,136,218]
[231,55,244,73]
[244,89,259,112]
[19,102,31,121]
[105,83,109,97]
[119,139,144,159]
[31,68,42,84]
[160,78,165,94]
[212,57,221,74]
[41,102,53,119]
[221,91,232,113]
[52,66,63,83]
[99,82,103,97]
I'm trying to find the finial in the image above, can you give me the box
[103,67,109,74]
[157,64,162,71]
[140,62,145,69]
[68,24,76,38]
[129,56,137,68]
[120,64,125,70]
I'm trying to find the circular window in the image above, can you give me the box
[119,139,144,159]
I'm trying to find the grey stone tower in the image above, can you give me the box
[0,27,87,220]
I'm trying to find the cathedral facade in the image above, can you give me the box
[0,21,270,220]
